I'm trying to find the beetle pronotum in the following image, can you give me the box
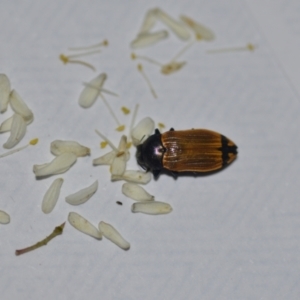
[136,128,238,178]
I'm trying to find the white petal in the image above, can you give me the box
[132,201,172,215]
[111,170,152,184]
[0,116,13,133]
[131,30,168,49]
[9,90,34,122]
[122,183,154,201]
[0,74,11,113]
[51,140,90,157]
[99,221,130,250]
[153,8,190,40]
[68,212,102,239]
[111,135,127,176]
[180,15,215,41]
[42,178,64,214]
[33,153,77,177]
[131,117,155,146]
[93,150,116,165]
[3,114,27,149]
[78,73,107,108]
[0,210,10,224]
[93,150,130,166]
[138,9,157,34]
[66,180,98,205]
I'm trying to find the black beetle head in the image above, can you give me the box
[136,132,165,175]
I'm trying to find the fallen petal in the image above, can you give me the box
[78,73,107,108]
[42,178,64,214]
[154,8,190,40]
[33,153,77,177]
[122,183,154,201]
[111,135,127,176]
[131,30,169,49]
[9,90,34,123]
[0,210,10,224]
[68,212,102,239]
[111,170,152,184]
[180,15,215,41]
[51,140,90,157]
[3,114,27,149]
[138,9,157,34]
[132,201,172,215]
[0,74,11,113]
[93,150,116,165]
[99,221,130,250]
[66,180,98,205]
[131,117,154,146]
[0,116,13,133]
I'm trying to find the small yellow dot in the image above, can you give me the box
[29,138,39,145]
[116,125,125,132]
[100,141,108,149]
[121,106,130,115]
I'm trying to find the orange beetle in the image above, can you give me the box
[136,128,238,178]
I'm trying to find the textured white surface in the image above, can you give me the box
[0,0,300,299]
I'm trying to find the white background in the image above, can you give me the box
[0,0,299,299]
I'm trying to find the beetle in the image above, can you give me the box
[136,128,238,178]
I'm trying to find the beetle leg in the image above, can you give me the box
[171,171,178,178]
[152,169,161,178]
[169,128,174,131]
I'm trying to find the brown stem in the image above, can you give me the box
[15,222,65,256]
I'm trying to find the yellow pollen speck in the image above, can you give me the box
[121,107,130,115]
[103,40,109,46]
[247,43,255,51]
[100,141,108,149]
[116,125,125,132]
[137,64,143,71]
[158,123,165,130]
[29,138,39,145]
[59,54,69,64]
[131,53,137,60]
[126,142,132,149]
[195,33,202,41]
